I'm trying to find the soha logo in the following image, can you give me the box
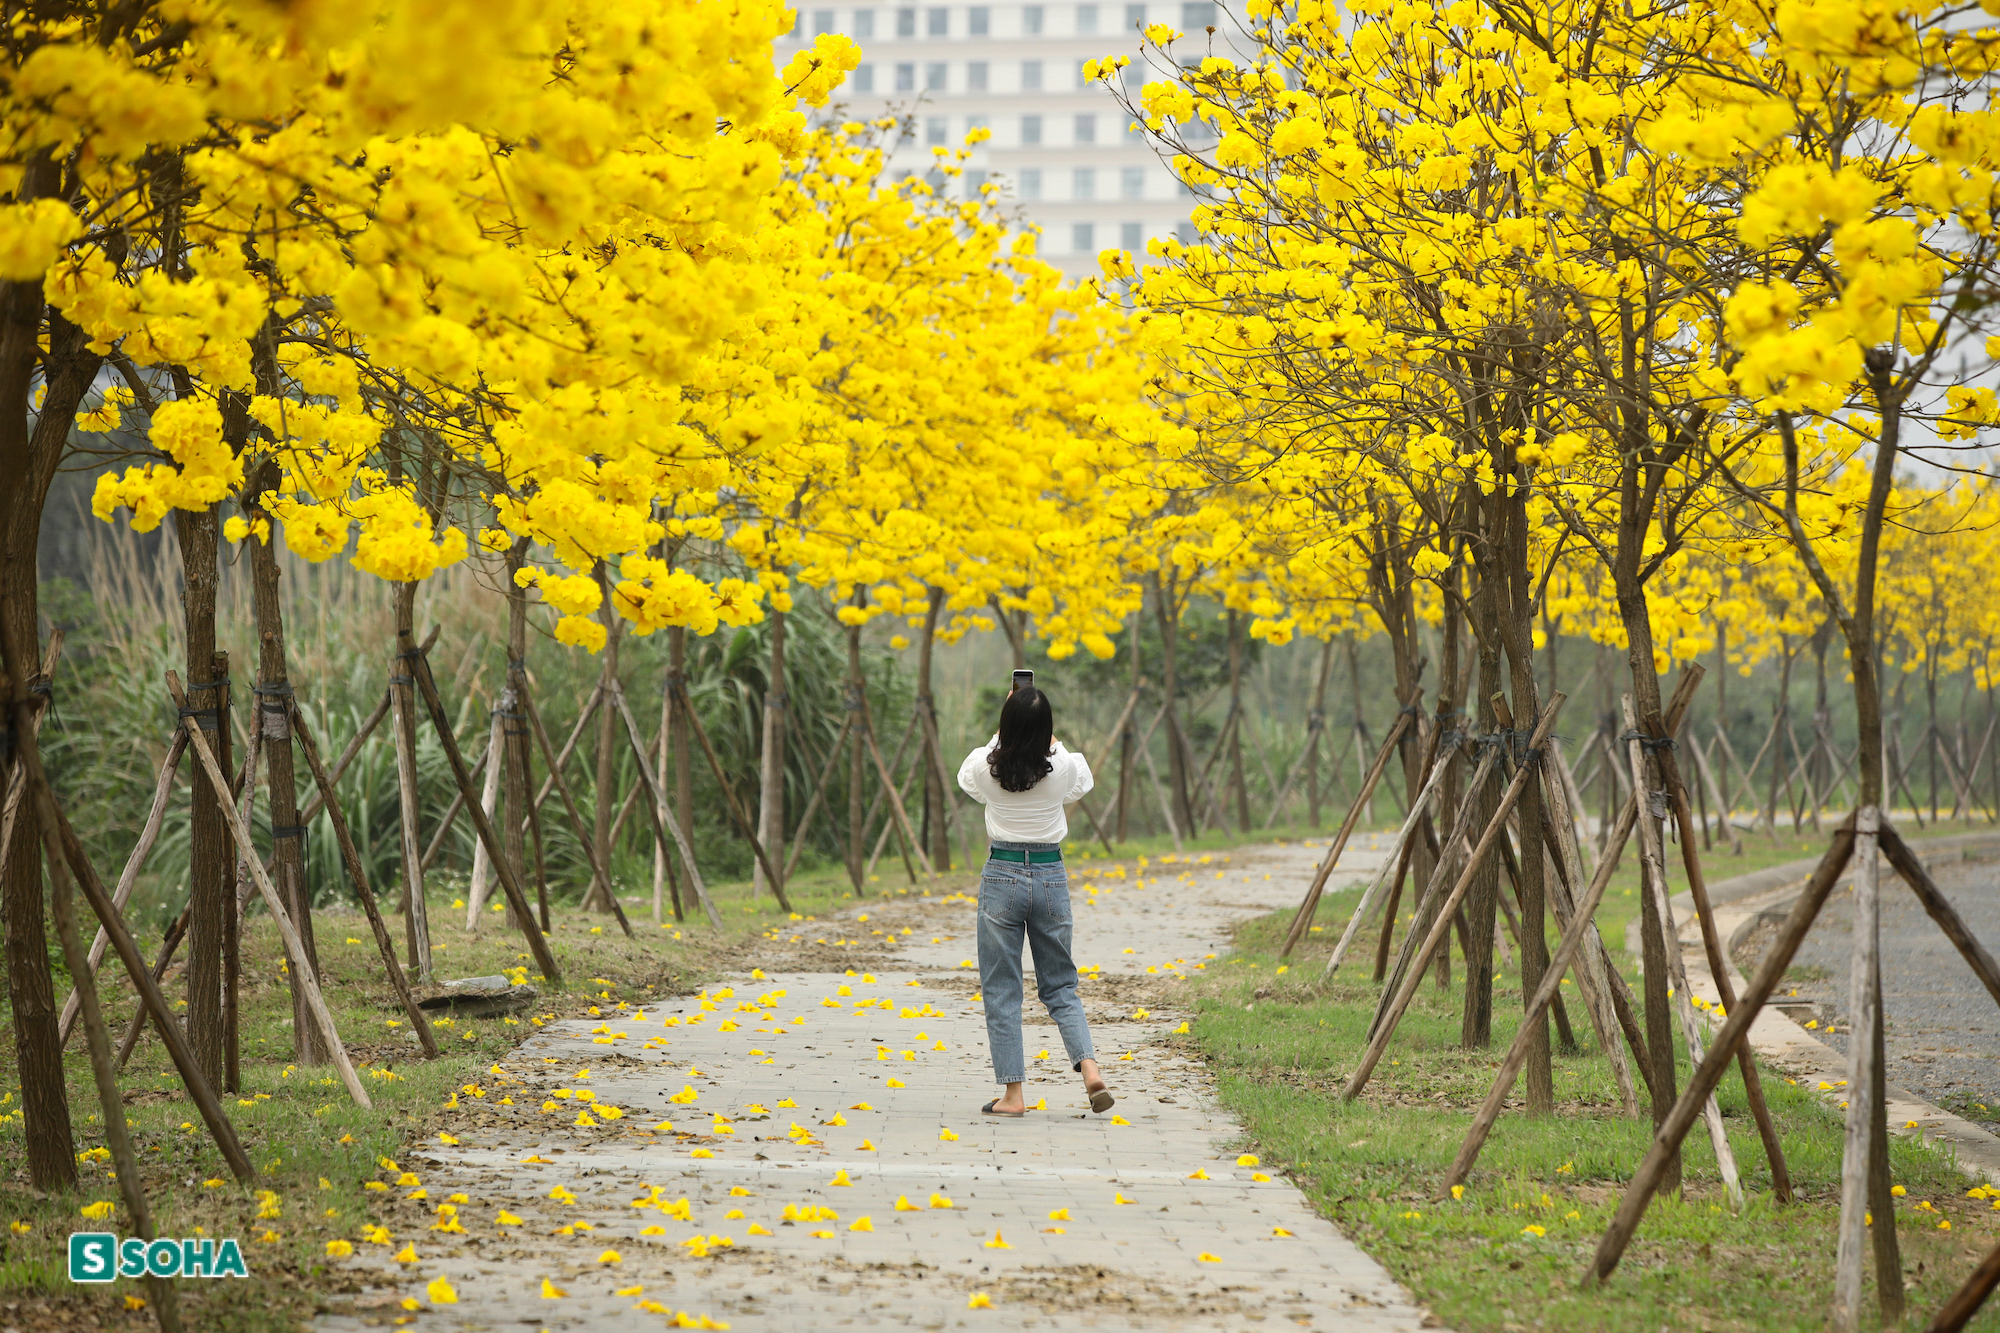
[69,1233,249,1281]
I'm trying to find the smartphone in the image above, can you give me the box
[1012,668,1034,693]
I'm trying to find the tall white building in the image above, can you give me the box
[775,2,1222,279]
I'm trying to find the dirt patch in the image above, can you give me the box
[990,1263,1252,1317]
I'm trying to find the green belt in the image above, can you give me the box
[988,847,1063,864]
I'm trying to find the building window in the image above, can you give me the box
[1073,166,1096,199]
[968,113,990,132]
[1075,113,1097,143]
[927,6,949,34]
[926,61,947,89]
[1022,60,1043,91]
[1121,221,1142,250]
[966,168,989,195]
[896,62,916,90]
[925,115,947,144]
[1077,2,1099,33]
[968,60,989,91]
[813,8,837,32]
[1126,1,1145,28]
[789,11,802,35]
[855,9,876,36]
[970,4,991,33]
[1020,167,1043,200]
[1181,0,1213,27]
[1122,165,1145,198]
[1073,221,1095,252]
[1176,219,1200,244]
[1024,4,1045,33]
[1076,59,1091,88]
[1021,113,1043,145]
[854,63,876,92]
[896,6,917,34]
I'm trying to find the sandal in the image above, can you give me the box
[1086,1084,1115,1114]
[981,1100,1028,1118]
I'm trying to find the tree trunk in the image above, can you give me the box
[918,587,950,870]
[670,625,693,870]
[1307,637,1332,827]
[845,599,867,892]
[0,258,99,1186]
[1151,572,1197,836]
[1119,610,1141,840]
[1611,444,1682,1195]
[503,539,531,931]
[1461,550,1504,1043]
[587,567,621,912]
[245,460,325,1064]
[177,500,232,1087]
[1227,610,1251,832]
[1500,470,1551,1112]
[390,581,432,981]
[755,606,788,896]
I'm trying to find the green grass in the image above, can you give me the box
[1184,823,2000,1333]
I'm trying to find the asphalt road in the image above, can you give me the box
[1782,854,2000,1129]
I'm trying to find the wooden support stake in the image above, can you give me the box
[115,904,190,1072]
[59,729,186,1046]
[1444,780,1629,1188]
[402,646,566,984]
[1280,703,1421,957]
[860,697,933,878]
[40,806,184,1331]
[512,681,634,938]
[672,679,789,893]
[1342,695,1565,1102]
[31,718,257,1181]
[1322,731,1456,975]
[1622,695,1742,1209]
[1833,806,1899,1330]
[1925,1240,2000,1332]
[1665,743,1793,1200]
[1367,745,1500,1025]
[1879,824,2000,1009]
[608,684,724,927]
[1585,816,1857,1285]
[420,734,491,877]
[785,714,853,882]
[290,701,440,1058]
[169,674,371,1107]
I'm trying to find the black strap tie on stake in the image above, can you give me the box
[271,824,308,841]
[1617,729,1677,753]
[28,680,52,697]
[177,705,220,731]
[387,675,414,687]
[184,678,225,692]
[508,657,526,672]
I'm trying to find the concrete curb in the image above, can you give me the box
[1665,832,2000,1186]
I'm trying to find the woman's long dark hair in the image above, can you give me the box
[987,686,1055,792]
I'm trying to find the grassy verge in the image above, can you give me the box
[1181,821,2000,1333]
[0,850,991,1331]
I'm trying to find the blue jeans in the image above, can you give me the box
[977,841,1095,1084]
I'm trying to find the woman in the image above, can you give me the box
[956,684,1113,1117]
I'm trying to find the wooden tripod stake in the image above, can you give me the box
[1342,694,1566,1102]
[168,673,372,1108]
[1278,701,1421,958]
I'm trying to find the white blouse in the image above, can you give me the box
[956,735,1095,845]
